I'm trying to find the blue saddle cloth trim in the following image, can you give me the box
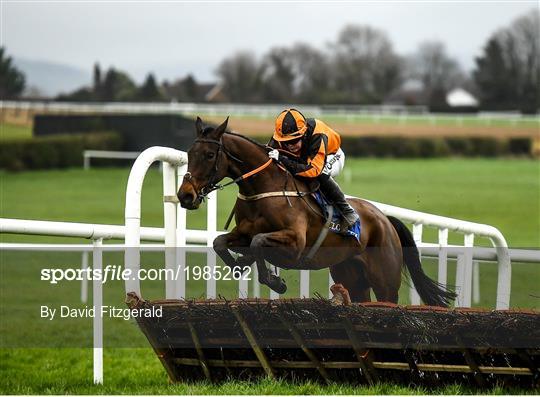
[312,191,361,243]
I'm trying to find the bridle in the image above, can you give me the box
[183,136,273,201]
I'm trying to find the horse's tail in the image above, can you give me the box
[387,216,456,307]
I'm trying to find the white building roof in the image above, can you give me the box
[446,88,478,107]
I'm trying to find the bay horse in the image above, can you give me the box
[177,117,455,306]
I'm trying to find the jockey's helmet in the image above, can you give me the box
[273,108,308,142]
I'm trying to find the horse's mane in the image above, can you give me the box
[224,131,269,153]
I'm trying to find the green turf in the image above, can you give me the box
[0,122,33,141]
[1,159,539,394]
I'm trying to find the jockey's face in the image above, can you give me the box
[284,138,302,155]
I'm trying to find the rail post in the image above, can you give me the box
[93,238,103,385]
[124,146,187,298]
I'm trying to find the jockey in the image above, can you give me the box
[267,108,359,233]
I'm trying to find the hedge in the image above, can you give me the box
[339,136,532,158]
[0,132,123,171]
[0,132,532,172]
[249,135,532,157]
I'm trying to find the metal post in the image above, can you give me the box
[438,228,448,286]
[83,153,90,170]
[239,274,249,298]
[456,253,465,307]
[300,270,310,298]
[81,251,89,303]
[163,163,177,299]
[252,265,260,298]
[125,146,187,298]
[495,245,511,310]
[328,271,334,299]
[410,224,422,305]
[473,261,480,305]
[92,238,103,385]
[206,190,217,298]
[463,233,475,307]
[176,164,187,299]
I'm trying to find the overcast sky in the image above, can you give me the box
[2,1,538,83]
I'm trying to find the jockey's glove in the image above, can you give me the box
[268,149,279,161]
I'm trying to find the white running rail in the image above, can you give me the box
[83,150,141,170]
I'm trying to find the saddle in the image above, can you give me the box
[311,190,361,242]
[224,178,361,265]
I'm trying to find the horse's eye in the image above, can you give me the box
[206,152,215,159]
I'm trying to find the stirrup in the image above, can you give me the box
[338,213,358,235]
[338,219,353,235]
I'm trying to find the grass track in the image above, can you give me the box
[1,158,539,394]
[0,122,32,141]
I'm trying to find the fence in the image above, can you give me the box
[2,100,538,126]
[83,150,141,170]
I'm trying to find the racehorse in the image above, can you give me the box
[177,117,456,306]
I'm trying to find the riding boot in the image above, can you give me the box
[318,173,359,234]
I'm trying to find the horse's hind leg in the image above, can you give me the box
[330,256,370,303]
[362,248,401,304]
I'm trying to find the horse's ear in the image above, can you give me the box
[195,116,203,136]
[213,116,229,139]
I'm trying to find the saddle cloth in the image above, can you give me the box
[312,191,361,243]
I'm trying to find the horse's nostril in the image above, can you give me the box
[179,192,195,208]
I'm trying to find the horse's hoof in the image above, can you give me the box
[268,275,287,294]
[330,283,352,306]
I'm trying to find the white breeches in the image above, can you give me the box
[322,148,345,177]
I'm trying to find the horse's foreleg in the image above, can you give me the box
[213,228,252,273]
[250,230,305,294]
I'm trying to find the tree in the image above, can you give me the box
[0,47,25,99]
[474,10,539,113]
[162,74,199,102]
[100,68,137,101]
[260,47,296,102]
[287,43,332,103]
[260,43,333,103]
[473,38,517,110]
[138,73,163,101]
[56,87,94,102]
[93,62,102,101]
[330,25,402,104]
[216,51,263,102]
[182,74,198,101]
[407,41,464,109]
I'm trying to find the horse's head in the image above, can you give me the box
[177,116,231,209]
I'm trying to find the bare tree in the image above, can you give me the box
[290,43,332,103]
[407,41,464,107]
[330,25,402,104]
[260,47,296,103]
[216,51,264,103]
[259,43,332,103]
